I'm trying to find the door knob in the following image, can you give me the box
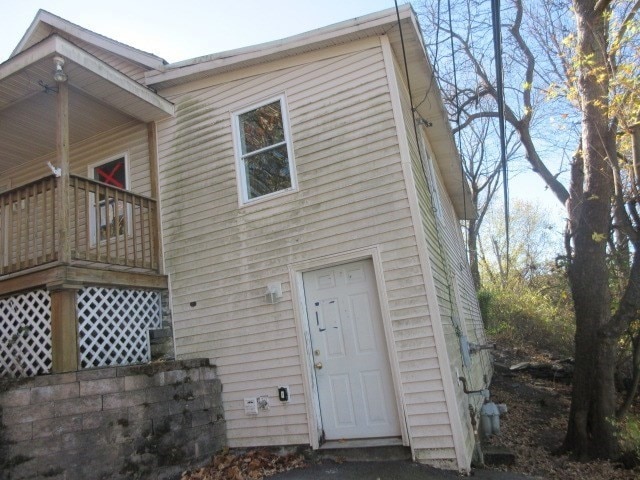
[314,362,323,369]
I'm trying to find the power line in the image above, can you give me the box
[446,0,469,247]
[491,0,510,277]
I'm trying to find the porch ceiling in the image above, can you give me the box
[0,35,174,172]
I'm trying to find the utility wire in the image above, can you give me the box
[446,0,469,248]
[491,0,510,278]
[394,0,489,387]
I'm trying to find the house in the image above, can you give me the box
[0,5,492,473]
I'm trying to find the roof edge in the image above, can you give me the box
[11,9,167,70]
[1,35,174,119]
[145,4,413,87]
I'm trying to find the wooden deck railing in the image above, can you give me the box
[0,174,159,276]
[0,176,58,275]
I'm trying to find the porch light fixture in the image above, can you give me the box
[53,56,67,83]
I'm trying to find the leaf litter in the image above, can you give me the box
[486,346,640,479]
[181,346,639,480]
[180,448,306,480]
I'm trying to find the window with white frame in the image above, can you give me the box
[233,96,295,203]
[418,129,444,222]
[88,155,130,243]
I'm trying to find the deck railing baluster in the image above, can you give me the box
[0,175,158,275]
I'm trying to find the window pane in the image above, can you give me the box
[239,101,284,154]
[244,145,291,199]
[94,157,126,189]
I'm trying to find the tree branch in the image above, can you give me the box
[609,0,640,76]
[510,0,536,125]
[594,0,613,15]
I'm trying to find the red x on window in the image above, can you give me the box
[94,158,125,189]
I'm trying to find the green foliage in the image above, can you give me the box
[616,414,640,462]
[477,289,493,328]
[477,199,574,357]
[480,275,575,357]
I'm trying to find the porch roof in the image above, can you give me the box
[0,35,174,172]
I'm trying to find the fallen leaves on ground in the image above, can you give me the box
[181,448,307,480]
[488,347,640,479]
[182,346,639,480]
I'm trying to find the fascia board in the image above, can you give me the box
[11,10,166,70]
[1,36,174,118]
[145,5,414,87]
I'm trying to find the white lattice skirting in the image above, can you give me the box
[78,287,162,369]
[0,290,52,377]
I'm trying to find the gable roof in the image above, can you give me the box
[0,34,174,170]
[142,4,474,219]
[5,6,474,219]
[12,9,167,70]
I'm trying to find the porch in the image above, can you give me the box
[0,33,175,377]
[0,173,160,277]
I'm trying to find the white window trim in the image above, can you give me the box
[417,127,444,222]
[232,95,297,206]
[87,153,131,245]
[87,152,131,190]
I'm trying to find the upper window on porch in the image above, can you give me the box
[93,157,127,189]
[233,96,296,204]
[89,155,130,242]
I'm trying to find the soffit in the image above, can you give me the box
[0,35,174,171]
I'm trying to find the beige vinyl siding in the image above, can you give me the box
[391,59,472,464]
[430,156,492,400]
[431,157,491,459]
[157,40,452,453]
[3,122,151,196]
[392,57,487,463]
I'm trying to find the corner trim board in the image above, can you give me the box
[380,34,470,472]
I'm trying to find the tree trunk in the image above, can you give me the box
[563,291,618,459]
[564,0,619,460]
[468,218,481,290]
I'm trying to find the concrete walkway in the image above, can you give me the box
[268,460,537,479]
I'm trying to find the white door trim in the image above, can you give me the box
[288,246,409,449]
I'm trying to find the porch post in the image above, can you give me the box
[56,76,71,264]
[148,122,164,274]
[51,59,77,373]
[49,284,80,373]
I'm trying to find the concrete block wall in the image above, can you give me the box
[150,291,176,361]
[0,359,226,480]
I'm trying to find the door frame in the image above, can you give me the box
[288,246,409,449]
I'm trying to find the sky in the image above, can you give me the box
[1,0,403,63]
[1,0,566,245]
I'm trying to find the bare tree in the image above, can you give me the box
[460,117,508,289]
[416,0,640,460]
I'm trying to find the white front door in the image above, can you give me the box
[303,259,401,440]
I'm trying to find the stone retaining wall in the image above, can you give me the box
[0,359,226,480]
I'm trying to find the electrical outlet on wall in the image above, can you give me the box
[257,396,270,411]
[278,386,290,402]
[244,397,258,415]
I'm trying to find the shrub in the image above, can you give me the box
[479,281,575,357]
[617,414,640,466]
